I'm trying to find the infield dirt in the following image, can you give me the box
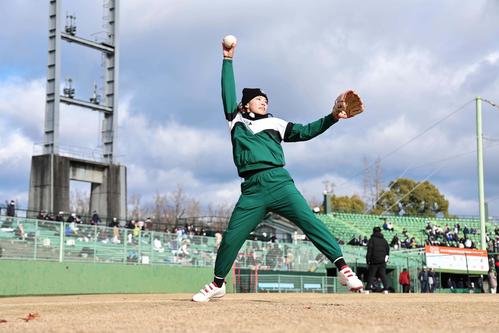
[0,293,497,332]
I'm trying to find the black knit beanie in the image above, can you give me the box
[241,88,268,106]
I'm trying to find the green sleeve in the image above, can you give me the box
[283,114,337,142]
[221,59,238,121]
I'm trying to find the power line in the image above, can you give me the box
[380,164,445,216]
[483,136,499,142]
[372,140,499,208]
[483,98,499,110]
[336,99,475,189]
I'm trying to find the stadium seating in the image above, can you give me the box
[317,212,494,249]
[0,213,495,277]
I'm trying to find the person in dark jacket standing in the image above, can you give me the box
[366,226,390,292]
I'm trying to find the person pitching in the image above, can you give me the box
[192,37,364,302]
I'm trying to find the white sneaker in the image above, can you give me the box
[338,266,363,292]
[192,282,226,302]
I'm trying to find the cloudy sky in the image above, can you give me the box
[1,0,499,217]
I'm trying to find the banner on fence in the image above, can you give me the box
[425,245,489,274]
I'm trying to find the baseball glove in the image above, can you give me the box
[332,90,364,119]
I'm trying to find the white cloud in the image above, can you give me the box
[0,125,32,166]
[0,77,45,137]
[444,194,477,216]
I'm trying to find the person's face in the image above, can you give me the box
[246,96,268,115]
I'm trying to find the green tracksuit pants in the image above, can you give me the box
[214,167,344,278]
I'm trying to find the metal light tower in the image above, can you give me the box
[44,0,119,162]
[29,0,126,222]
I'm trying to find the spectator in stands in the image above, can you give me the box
[366,226,390,292]
[15,222,26,240]
[133,223,141,241]
[55,211,64,222]
[418,267,429,293]
[399,268,411,293]
[247,249,259,270]
[65,223,73,237]
[463,225,469,236]
[112,225,121,244]
[464,237,474,248]
[428,268,436,292]
[215,232,223,250]
[37,209,48,220]
[66,213,76,223]
[383,220,390,231]
[91,211,101,225]
[153,237,164,252]
[137,220,145,231]
[447,276,455,290]
[269,242,283,270]
[145,217,153,230]
[6,200,16,217]
[348,235,360,246]
[126,219,135,229]
[390,234,401,250]
[488,267,497,294]
[285,249,294,270]
[109,217,119,228]
[178,239,190,260]
[424,222,432,235]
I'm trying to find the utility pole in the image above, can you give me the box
[475,97,486,250]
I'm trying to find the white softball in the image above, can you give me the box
[223,35,237,49]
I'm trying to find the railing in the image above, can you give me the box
[32,143,121,164]
[234,274,339,294]
[0,208,230,234]
[0,216,350,272]
[0,216,429,270]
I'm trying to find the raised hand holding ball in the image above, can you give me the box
[223,35,237,49]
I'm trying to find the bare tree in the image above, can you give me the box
[374,157,383,206]
[164,184,187,226]
[363,155,373,208]
[150,191,168,230]
[307,196,322,211]
[128,193,143,220]
[186,198,201,217]
[206,202,233,232]
[69,188,89,216]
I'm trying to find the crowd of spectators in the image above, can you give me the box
[422,221,479,249]
[344,219,498,251]
[4,199,498,253]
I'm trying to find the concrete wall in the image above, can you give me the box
[90,163,126,221]
[28,155,52,216]
[28,154,127,221]
[0,260,224,296]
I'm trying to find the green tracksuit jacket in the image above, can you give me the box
[214,59,344,278]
